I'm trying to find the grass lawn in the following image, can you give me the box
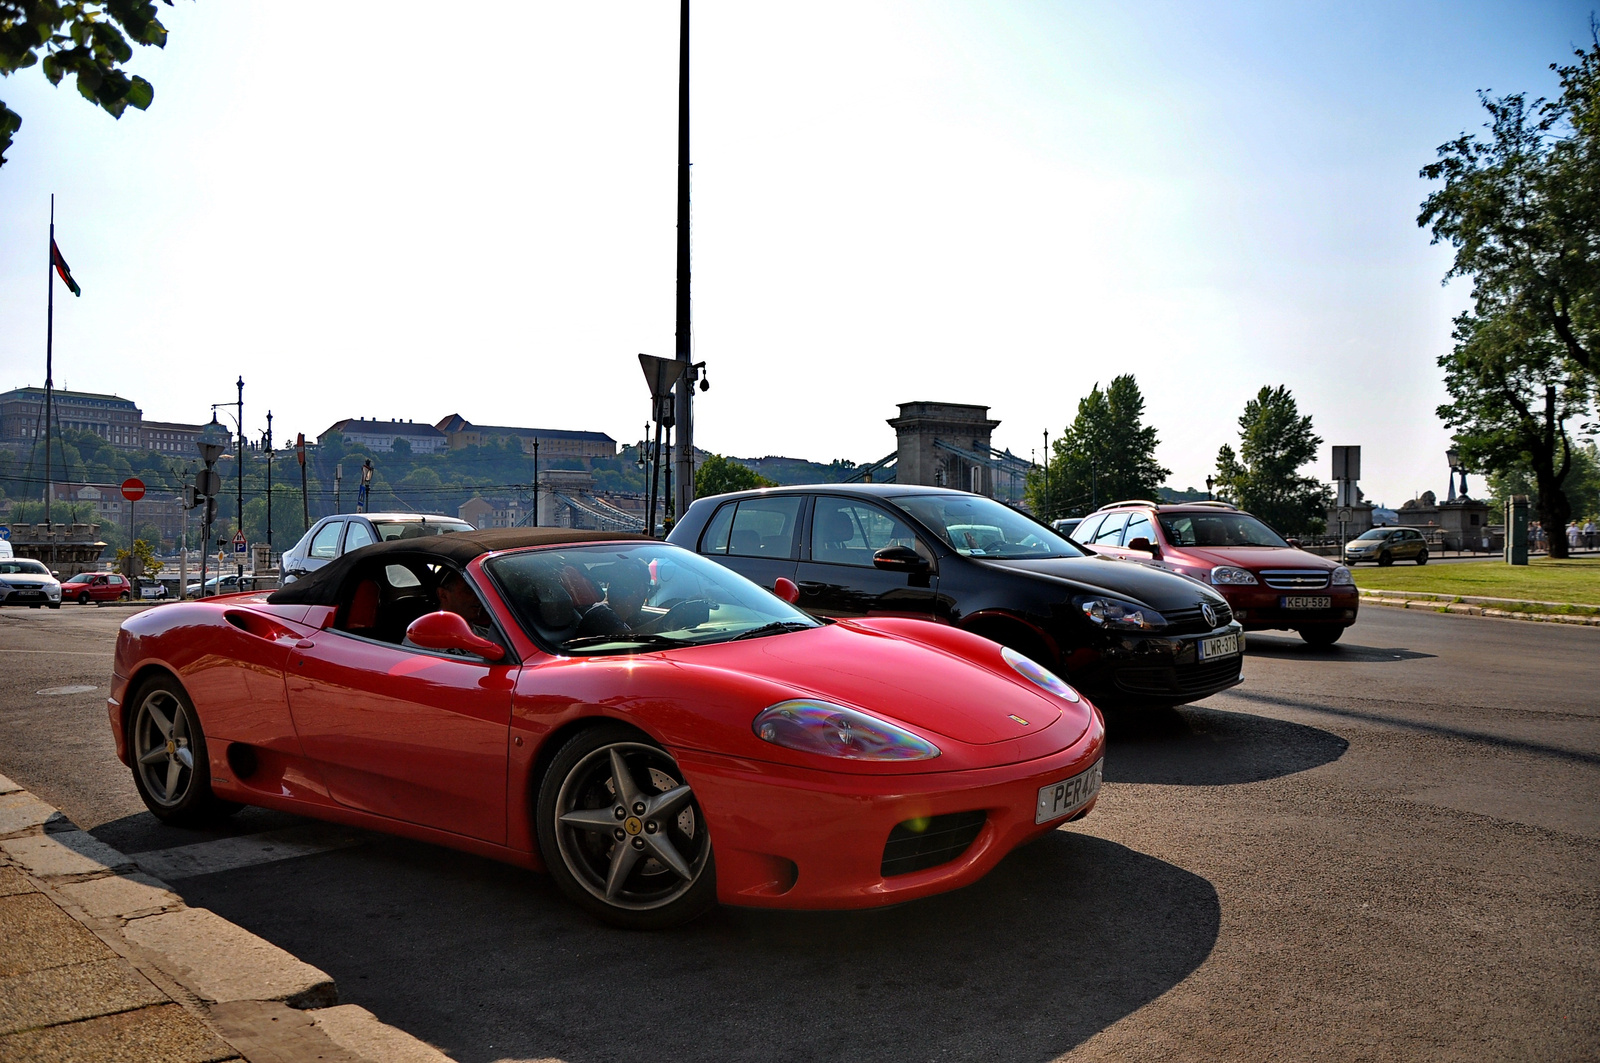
[1352,557,1600,611]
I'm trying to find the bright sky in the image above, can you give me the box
[0,1,1591,508]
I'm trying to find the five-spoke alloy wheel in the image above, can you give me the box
[537,725,716,929]
[127,675,238,826]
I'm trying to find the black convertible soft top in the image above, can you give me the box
[266,527,652,606]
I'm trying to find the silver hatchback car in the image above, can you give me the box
[280,513,474,583]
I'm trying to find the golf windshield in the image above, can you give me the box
[486,543,820,656]
[896,495,1084,559]
[1159,512,1289,548]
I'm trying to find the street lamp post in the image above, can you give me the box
[209,378,245,580]
[1206,475,1215,501]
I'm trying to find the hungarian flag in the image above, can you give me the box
[51,239,81,297]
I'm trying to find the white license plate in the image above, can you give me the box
[1035,760,1102,825]
[1281,596,1332,610]
[1198,633,1240,659]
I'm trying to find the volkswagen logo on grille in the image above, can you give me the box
[1200,602,1217,627]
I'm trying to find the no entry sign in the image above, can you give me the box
[121,478,145,502]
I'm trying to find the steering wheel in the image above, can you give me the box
[655,598,714,629]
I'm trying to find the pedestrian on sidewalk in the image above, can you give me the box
[1569,522,1582,552]
[1585,519,1596,550]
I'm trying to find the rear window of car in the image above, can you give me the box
[371,519,474,541]
[310,521,344,559]
[1091,513,1129,544]
[726,497,803,559]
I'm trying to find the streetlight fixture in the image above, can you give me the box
[1206,475,1215,500]
[1446,447,1467,501]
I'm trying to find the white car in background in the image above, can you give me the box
[279,513,475,583]
[0,558,62,608]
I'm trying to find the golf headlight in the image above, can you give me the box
[1001,646,1080,702]
[1210,565,1258,585]
[1076,596,1166,631]
[753,700,940,761]
[1331,566,1354,586]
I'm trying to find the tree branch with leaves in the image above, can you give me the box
[0,0,173,167]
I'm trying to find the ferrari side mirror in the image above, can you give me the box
[406,611,505,661]
[773,577,800,604]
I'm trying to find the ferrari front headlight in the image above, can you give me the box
[752,700,941,761]
[1001,646,1080,702]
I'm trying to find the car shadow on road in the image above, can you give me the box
[1243,633,1435,662]
[1103,704,1348,786]
[178,830,1219,1063]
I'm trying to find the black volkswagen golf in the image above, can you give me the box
[667,485,1244,709]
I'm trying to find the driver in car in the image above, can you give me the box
[577,559,654,636]
[436,569,495,640]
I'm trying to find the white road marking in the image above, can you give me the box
[134,824,366,881]
[0,649,116,655]
[37,685,100,696]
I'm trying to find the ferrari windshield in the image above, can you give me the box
[1159,512,1289,548]
[896,494,1084,559]
[486,543,820,655]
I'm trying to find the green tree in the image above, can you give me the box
[1437,309,1590,557]
[696,454,775,497]
[1,0,174,167]
[115,536,159,576]
[1419,32,1600,381]
[1026,375,1169,520]
[1213,385,1331,536]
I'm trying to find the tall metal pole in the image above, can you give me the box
[264,411,273,555]
[531,438,540,527]
[235,377,244,580]
[44,195,55,527]
[672,0,695,519]
[298,434,309,529]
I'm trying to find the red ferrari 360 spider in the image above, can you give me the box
[109,529,1104,928]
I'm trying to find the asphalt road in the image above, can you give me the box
[0,602,1595,1062]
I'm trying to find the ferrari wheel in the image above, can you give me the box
[537,725,716,929]
[128,675,240,826]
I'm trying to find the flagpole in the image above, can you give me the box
[44,194,55,528]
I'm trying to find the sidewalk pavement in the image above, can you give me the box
[0,773,456,1063]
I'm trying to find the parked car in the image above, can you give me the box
[1343,525,1428,566]
[61,571,134,604]
[185,573,268,597]
[1051,517,1083,539]
[280,512,475,584]
[0,559,62,608]
[1074,500,1358,646]
[109,527,1105,929]
[667,485,1243,708]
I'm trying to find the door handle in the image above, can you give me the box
[797,582,825,591]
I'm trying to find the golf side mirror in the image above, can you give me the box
[872,545,929,572]
[405,611,505,661]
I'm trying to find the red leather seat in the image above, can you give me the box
[345,579,381,632]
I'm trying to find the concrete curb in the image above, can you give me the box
[1359,593,1600,626]
[0,773,456,1063]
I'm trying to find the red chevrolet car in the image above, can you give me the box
[1074,501,1358,646]
[109,528,1105,928]
[62,571,134,604]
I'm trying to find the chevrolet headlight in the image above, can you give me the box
[1076,596,1166,631]
[1331,566,1354,586]
[753,700,941,761]
[1210,565,1258,585]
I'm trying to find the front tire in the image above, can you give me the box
[1416,549,1428,565]
[118,591,130,602]
[1299,626,1344,647]
[78,591,91,605]
[127,675,241,826]
[1377,551,1393,567]
[536,724,716,930]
